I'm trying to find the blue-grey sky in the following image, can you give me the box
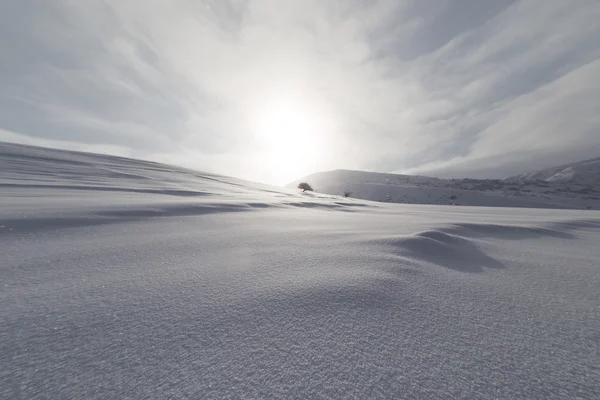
[1,0,600,184]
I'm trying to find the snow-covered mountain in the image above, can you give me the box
[289,158,600,210]
[3,141,600,399]
[509,156,600,185]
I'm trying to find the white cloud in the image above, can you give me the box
[1,0,599,184]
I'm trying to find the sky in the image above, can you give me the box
[1,0,600,185]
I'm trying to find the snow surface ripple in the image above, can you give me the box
[1,142,600,399]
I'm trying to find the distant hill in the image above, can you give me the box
[508,156,600,186]
[289,158,600,210]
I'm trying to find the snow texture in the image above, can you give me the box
[2,142,600,399]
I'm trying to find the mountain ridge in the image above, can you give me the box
[508,156,600,185]
[289,156,600,210]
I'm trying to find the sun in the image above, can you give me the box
[253,97,327,184]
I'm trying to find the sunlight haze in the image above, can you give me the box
[1,0,600,184]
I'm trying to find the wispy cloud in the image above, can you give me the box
[1,0,599,183]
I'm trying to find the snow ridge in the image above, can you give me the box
[289,159,600,209]
[510,156,600,185]
[2,142,600,399]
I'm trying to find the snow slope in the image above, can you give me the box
[290,166,600,210]
[2,142,600,399]
[511,156,600,185]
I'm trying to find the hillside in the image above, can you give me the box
[289,158,600,210]
[2,142,600,398]
[509,156,600,184]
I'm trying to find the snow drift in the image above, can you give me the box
[2,142,600,399]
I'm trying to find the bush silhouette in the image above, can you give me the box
[298,182,313,192]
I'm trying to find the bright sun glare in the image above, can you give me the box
[254,98,327,185]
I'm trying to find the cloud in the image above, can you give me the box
[1,0,599,184]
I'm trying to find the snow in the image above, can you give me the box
[290,165,600,209]
[512,157,600,185]
[2,142,600,399]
